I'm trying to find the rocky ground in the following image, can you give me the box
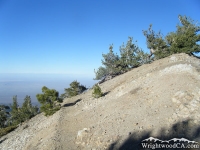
[1,53,200,150]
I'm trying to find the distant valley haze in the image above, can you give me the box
[0,73,97,105]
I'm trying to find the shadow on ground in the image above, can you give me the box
[103,91,110,96]
[108,119,200,150]
[62,99,82,107]
[0,138,7,144]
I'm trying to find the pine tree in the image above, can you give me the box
[101,44,121,75]
[10,95,39,125]
[120,37,149,71]
[21,96,38,121]
[11,96,18,112]
[94,45,121,80]
[166,15,200,55]
[64,81,87,98]
[36,86,62,116]
[94,66,109,80]
[143,15,200,59]
[143,24,170,59]
[10,96,23,125]
[0,105,8,128]
[79,84,87,94]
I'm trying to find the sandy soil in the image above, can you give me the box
[1,53,200,150]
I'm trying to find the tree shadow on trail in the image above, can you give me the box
[0,138,7,144]
[103,91,110,96]
[62,99,82,107]
[108,119,200,150]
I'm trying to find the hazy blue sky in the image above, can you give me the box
[0,0,200,77]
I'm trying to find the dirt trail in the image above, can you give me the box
[1,53,200,150]
[53,53,200,149]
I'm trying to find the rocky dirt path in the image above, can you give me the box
[1,53,200,150]
[52,53,200,149]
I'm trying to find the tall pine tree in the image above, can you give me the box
[166,15,200,55]
[10,96,22,125]
[21,96,38,121]
[94,45,121,80]
[120,37,149,72]
[0,105,8,128]
[143,24,169,59]
[143,15,200,59]
[101,44,121,75]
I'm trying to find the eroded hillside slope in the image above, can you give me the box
[1,53,200,150]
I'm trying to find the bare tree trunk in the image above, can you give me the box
[149,48,155,58]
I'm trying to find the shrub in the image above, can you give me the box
[92,84,103,98]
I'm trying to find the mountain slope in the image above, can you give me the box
[1,53,200,150]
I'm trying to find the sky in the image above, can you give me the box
[0,0,200,77]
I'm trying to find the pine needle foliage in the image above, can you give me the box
[119,37,150,71]
[92,84,103,98]
[94,40,149,80]
[143,15,200,59]
[36,86,62,116]
[10,96,39,125]
[0,105,8,128]
[64,80,87,98]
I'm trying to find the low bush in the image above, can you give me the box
[92,84,103,98]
